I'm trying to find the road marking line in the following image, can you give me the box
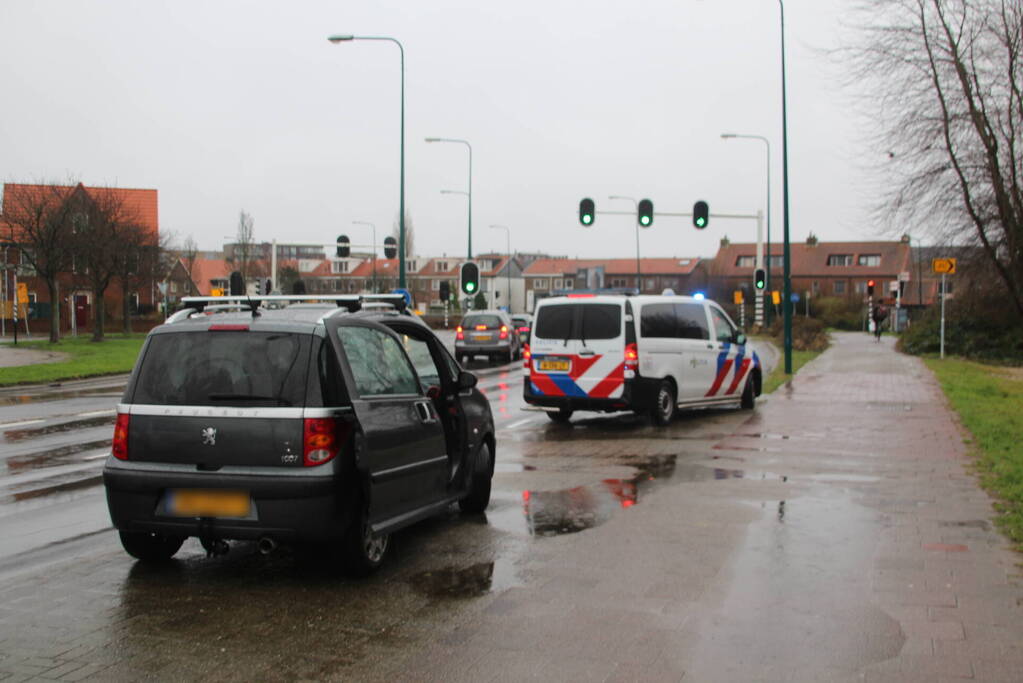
[75,410,116,418]
[504,418,536,430]
[0,419,44,429]
[82,452,110,461]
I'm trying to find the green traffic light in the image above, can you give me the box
[640,217,650,226]
[582,215,592,225]
[466,283,475,293]
[696,217,706,227]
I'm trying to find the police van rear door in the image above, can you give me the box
[529,298,625,400]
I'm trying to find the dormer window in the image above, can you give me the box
[735,255,756,268]
[857,254,881,266]
[827,254,853,266]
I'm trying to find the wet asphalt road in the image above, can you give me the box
[0,338,817,680]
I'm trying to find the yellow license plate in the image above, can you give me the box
[472,333,490,340]
[169,489,251,518]
[539,359,570,372]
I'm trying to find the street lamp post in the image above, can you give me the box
[490,224,511,312]
[328,34,407,289]
[608,195,641,288]
[721,133,772,322]
[352,220,376,292]
[778,0,793,374]
[425,137,473,259]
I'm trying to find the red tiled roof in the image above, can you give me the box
[185,257,230,295]
[349,258,399,277]
[1,183,158,239]
[711,241,912,278]
[523,257,702,276]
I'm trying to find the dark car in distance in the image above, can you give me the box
[454,310,521,364]
[103,294,496,575]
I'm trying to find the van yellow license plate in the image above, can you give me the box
[538,359,570,372]
[169,489,250,518]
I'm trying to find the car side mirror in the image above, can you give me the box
[734,332,747,346]
[457,370,478,391]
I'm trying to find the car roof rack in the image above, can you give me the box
[175,294,408,319]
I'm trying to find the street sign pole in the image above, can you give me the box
[755,209,764,328]
[940,272,946,359]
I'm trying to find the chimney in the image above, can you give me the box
[806,232,819,246]
[720,235,730,248]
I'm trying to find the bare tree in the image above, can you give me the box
[230,210,257,280]
[1,182,78,343]
[391,210,415,258]
[181,235,199,296]
[70,186,145,342]
[843,0,1023,314]
[116,225,170,334]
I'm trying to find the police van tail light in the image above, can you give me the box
[522,343,532,370]
[112,413,130,460]
[303,418,343,467]
[624,343,639,373]
[499,325,508,340]
[456,325,464,341]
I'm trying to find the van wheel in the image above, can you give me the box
[341,499,390,577]
[459,443,493,513]
[651,380,677,426]
[118,531,185,562]
[547,408,573,423]
[740,376,756,410]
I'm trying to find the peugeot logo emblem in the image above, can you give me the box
[201,427,217,446]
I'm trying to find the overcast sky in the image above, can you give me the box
[0,0,889,261]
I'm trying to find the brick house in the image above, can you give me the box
[1,182,160,335]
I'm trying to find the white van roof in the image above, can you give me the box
[536,294,711,307]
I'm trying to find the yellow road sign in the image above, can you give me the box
[733,291,744,305]
[932,257,956,274]
[771,290,781,305]
[16,283,28,306]
[211,288,225,297]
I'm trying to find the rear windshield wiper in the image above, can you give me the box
[207,394,293,406]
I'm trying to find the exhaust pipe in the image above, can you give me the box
[257,537,277,555]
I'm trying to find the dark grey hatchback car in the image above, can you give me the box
[103,294,496,575]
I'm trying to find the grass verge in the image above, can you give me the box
[760,348,824,395]
[925,358,1023,547]
[0,335,145,386]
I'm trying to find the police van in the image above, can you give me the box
[523,293,762,424]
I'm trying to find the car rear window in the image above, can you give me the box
[534,303,621,341]
[132,331,312,407]
[461,315,502,329]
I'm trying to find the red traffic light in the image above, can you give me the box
[867,280,875,287]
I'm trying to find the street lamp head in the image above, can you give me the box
[440,189,468,196]
[721,133,737,139]
[424,137,441,143]
[327,35,355,43]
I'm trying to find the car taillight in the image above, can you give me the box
[522,343,531,370]
[624,343,639,374]
[112,413,130,460]
[517,326,529,333]
[475,324,488,331]
[456,325,464,341]
[303,418,341,467]
[499,325,508,340]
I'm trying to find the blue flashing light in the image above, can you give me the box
[693,292,706,300]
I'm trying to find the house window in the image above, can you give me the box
[431,280,440,290]
[407,260,417,272]
[833,280,846,294]
[769,255,784,267]
[553,278,563,289]
[827,254,853,266]
[735,255,756,268]
[333,261,350,274]
[129,293,140,314]
[857,254,881,267]
[811,281,820,294]
[611,278,628,288]
[436,261,448,272]
[170,281,178,294]
[534,279,549,290]
[563,279,574,290]
[645,279,656,291]
[855,281,867,294]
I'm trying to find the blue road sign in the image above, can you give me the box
[393,288,412,306]
[790,293,800,303]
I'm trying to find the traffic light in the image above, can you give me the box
[292,280,306,295]
[579,198,595,226]
[229,271,245,295]
[460,262,480,296]
[439,280,451,302]
[867,279,876,297]
[336,234,350,258]
[383,236,398,259]
[638,199,654,227]
[693,201,709,229]
[754,268,766,291]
